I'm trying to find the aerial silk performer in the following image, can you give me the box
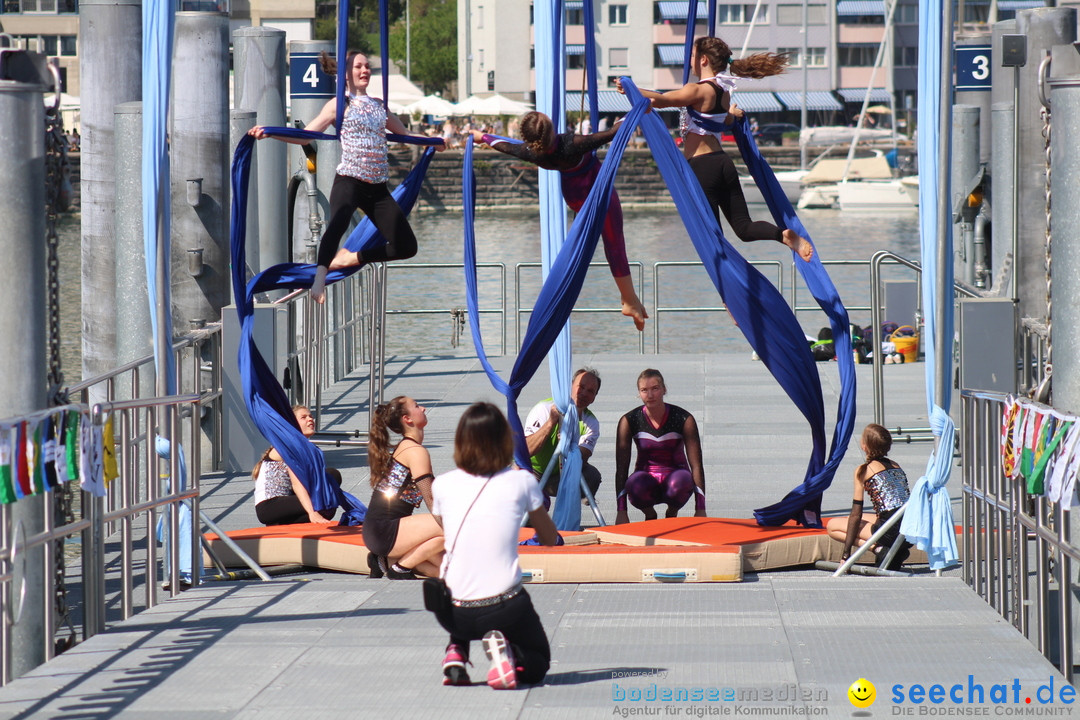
[229,0,440,523]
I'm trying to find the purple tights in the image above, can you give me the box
[625,468,694,513]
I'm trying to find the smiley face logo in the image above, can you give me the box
[848,678,876,708]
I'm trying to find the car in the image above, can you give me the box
[754,123,800,147]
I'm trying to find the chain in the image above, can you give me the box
[44,61,78,653]
[1040,97,1052,387]
[44,64,69,407]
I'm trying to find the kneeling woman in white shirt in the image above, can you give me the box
[432,402,560,690]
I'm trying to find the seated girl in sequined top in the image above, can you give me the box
[252,405,340,526]
[361,396,444,579]
[826,423,913,571]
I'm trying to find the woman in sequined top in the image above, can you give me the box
[252,406,341,526]
[249,51,444,304]
[470,113,648,331]
[362,396,444,579]
[826,424,913,569]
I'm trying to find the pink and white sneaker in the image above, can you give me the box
[482,630,517,690]
[442,643,471,686]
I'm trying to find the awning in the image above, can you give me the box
[837,87,892,103]
[837,1,885,16]
[565,44,585,55]
[565,91,678,113]
[733,91,783,113]
[997,0,1043,9]
[776,91,843,112]
[565,1,583,9]
[656,45,686,66]
[656,1,707,22]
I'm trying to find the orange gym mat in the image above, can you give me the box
[203,517,921,583]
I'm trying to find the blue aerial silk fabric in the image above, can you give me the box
[142,0,176,394]
[899,0,959,569]
[462,99,650,527]
[535,0,582,530]
[733,118,857,526]
[621,79,844,527]
[230,127,437,524]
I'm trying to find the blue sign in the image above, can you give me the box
[290,52,334,99]
[955,45,992,92]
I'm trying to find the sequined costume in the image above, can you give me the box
[254,459,340,525]
[864,461,910,547]
[318,94,417,270]
[362,454,434,557]
[481,130,630,279]
[617,404,702,513]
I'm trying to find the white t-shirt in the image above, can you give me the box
[432,467,543,601]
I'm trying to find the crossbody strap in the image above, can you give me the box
[442,476,493,578]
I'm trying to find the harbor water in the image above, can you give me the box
[55,205,920,373]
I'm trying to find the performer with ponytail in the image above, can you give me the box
[826,424,913,571]
[362,396,444,579]
[470,114,649,331]
[613,369,706,524]
[617,36,813,262]
[249,51,445,303]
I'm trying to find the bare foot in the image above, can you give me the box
[782,229,814,262]
[310,265,328,304]
[622,300,648,332]
[328,247,362,271]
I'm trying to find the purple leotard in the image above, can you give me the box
[482,130,630,279]
[619,404,698,513]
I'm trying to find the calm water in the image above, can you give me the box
[57,206,921,372]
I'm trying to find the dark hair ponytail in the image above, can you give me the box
[368,396,409,485]
[861,423,893,462]
[694,36,789,80]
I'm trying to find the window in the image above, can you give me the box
[567,7,583,25]
[478,48,484,69]
[41,35,57,54]
[609,4,627,25]
[477,5,483,29]
[777,4,826,25]
[717,4,768,24]
[568,53,585,69]
[896,3,918,23]
[607,75,622,87]
[894,45,917,67]
[530,46,535,69]
[782,47,828,68]
[838,44,877,67]
[778,46,800,67]
[609,47,629,68]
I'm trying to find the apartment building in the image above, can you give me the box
[457,0,1049,125]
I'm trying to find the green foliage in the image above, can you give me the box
[387,0,457,95]
[314,1,406,57]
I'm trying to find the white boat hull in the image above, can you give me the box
[836,179,918,211]
[739,170,805,206]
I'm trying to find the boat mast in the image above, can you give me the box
[840,0,899,181]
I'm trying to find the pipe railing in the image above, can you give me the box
[960,389,1075,681]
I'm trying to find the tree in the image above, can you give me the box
[313,0,405,57]
[387,0,457,95]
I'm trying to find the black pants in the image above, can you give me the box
[318,175,417,269]
[255,468,342,526]
[437,590,551,685]
[689,151,783,244]
[543,461,602,499]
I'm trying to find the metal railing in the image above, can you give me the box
[960,389,1075,681]
[653,260,782,354]
[516,262,647,354]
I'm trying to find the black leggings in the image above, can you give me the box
[689,151,783,244]
[255,468,342,526]
[437,591,551,685]
[318,175,418,269]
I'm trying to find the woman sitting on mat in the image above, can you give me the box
[362,396,444,580]
[614,369,707,525]
[616,36,813,262]
[252,405,341,526]
[826,423,913,570]
[249,50,444,304]
[470,113,648,331]
[432,402,560,689]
